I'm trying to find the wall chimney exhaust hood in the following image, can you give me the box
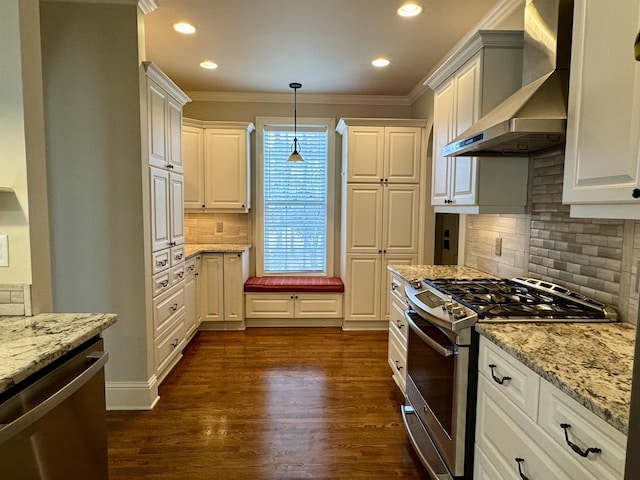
[443,0,574,157]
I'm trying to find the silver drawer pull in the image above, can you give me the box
[560,423,602,457]
[170,303,178,312]
[156,259,168,267]
[175,272,184,279]
[158,280,168,288]
[170,339,179,348]
[175,254,183,260]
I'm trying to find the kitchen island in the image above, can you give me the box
[0,312,117,394]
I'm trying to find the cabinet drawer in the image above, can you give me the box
[476,375,597,480]
[390,273,406,304]
[479,337,540,420]
[388,327,407,392]
[171,245,185,265]
[152,270,172,297]
[245,294,294,318]
[294,294,343,318]
[388,299,408,344]
[153,283,185,336]
[155,315,186,376]
[473,445,506,480]
[185,257,196,277]
[172,264,186,284]
[152,249,171,274]
[538,379,626,479]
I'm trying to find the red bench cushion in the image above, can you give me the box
[244,276,344,293]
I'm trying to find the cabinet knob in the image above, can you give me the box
[242,204,245,208]
[202,204,206,208]
[632,188,640,199]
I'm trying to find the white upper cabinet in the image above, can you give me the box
[182,120,254,212]
[426,30,529,214]
[337,119,423,184]
[563,0,640,219]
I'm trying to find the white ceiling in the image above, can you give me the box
[143,0,505,98]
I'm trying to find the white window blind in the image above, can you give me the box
[263,126,328,274]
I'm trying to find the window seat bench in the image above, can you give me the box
[244,276,344,293]
[244,277,344,326]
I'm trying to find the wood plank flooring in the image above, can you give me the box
[107,328,429,479]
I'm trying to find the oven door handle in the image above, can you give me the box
[405,311,457,357]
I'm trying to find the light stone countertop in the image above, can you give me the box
[387,264,497,284]
[476,322,634,435]
[184,243,252,258]
[0,313,117,394]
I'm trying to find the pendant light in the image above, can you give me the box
[287,82,303,162]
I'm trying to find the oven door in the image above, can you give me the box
[403,310,470,479]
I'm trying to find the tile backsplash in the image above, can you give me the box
[0,284,32,316]
[185,212,250,244]
[464,151,640,324]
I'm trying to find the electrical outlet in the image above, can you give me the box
[0,235,8,267]
[216,222,223,233]
[494,237,502,256]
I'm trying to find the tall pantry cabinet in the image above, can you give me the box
[337,119,427,329]
[141,62,191,384]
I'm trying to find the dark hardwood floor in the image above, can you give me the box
[107,328,429,479]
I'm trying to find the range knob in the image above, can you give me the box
[443,301,459,313]
[451,306,467,319]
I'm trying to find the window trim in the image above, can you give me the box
[255,116,336,277]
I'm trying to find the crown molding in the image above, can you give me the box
[138,0,157,15]
[186,90,412,106]
[142,62,191,105]
[41,0,139,4]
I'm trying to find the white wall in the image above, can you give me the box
[40,2,153,397]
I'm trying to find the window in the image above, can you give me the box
[256,117,335,276]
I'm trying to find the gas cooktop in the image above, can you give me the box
[405,277,617,333]
[424,277,615,320]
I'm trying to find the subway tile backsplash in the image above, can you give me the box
[464,151,640,324]
[0,284,31,316]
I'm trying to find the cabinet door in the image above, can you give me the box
[344,254,382,321]
[451,54,480,205]
[563,0,640,205]
[223,253,245,321]
[346,126,385,182]
[167,96,183,173]
[150,167,170,252]
[169,173,184,246]
[184,273,197,339]
[345,184,383,253]
[195,256,204,325]
[382,184,420,253]
[203,129,248,209]
[384,127,421,183]
[432,78,455,205]
[201,254,224,322]
[183,126,205,209]
[147,79,167,169]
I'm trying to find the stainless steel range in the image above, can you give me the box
[401,277,617,480]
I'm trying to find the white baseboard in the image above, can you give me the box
[105,376,159,410]
[342,320,388,331]
[245,318,343,328]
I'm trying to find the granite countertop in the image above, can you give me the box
[388,264,497,284]
[476,322,634,435]
[0,313,117,394]
[184,243,252,258]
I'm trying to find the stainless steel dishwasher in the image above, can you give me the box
[0,337,109,479]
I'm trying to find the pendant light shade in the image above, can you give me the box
[287,82,303,162]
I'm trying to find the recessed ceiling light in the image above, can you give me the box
[173,22,196,34]
[200,61,218,70]
[397,3,422,17]
[372,58,390,68]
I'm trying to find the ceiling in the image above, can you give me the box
[143,0,503,98]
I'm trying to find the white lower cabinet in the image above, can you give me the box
[387,272,408,393]
[475,337,626,480]
[245,293,343,319]
[199,252,249,330]
[183,255,201,340]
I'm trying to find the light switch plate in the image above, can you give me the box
[0,235,8,267]
[494,237,502,256]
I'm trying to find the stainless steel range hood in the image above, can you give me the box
[443,0,574,157]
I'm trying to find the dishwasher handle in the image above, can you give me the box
[0,351,108,444]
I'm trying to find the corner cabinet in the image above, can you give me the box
[142,62,191,384]
[475,337,627,480]
[426,30,529,214]
[562,0,640,219]
[337,118,426,329]
[182,119,254,212]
